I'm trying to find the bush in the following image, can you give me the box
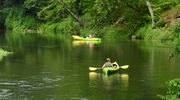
[100,26,129,39]
[23,16,38,29]
[169,21,180,33]
[158,79,180,100]
[80,28,98,37]
[5,7,38,31]
[136,24,169,40]
[38,17,80,34]
[156,18,167,27]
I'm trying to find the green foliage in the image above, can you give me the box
[24,0,37,9]
[153,0,180,13]
[38,17,80,34]
[80,28,98,37]
[158,79,180,100]
[162,21,180,42]
[169,44,180,59]
[37,0,62,22]
[23,16,38,29]
[100,26,129,39]
[0,0,151,36]
[78,0,94,14]
[37,0,77,22]
[24,0,48,16]
[5,7,25,31]
[79,25,129,39]
[153,0,180,26]
[136,24,171,41]
[5,6,38,31]
[0,48,12,61]
[91,0,148,29]
[156,18,167,27]
[153,1,176,16]
[169,21,180,33]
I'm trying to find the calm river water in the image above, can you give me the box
[0,32,179,100]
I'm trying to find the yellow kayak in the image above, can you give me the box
[72,35,101,41]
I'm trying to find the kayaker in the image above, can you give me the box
[89,34,95,38]
[102,58,114,69]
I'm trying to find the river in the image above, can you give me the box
[0,32,179,100]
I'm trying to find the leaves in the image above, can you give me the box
[158,79,180,100]
[24,0,38,9]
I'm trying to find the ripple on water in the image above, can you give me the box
[71,97,89,100]
[0,89,13,99]
[44,84,59,89]
[0,83,17,85]
[0,74,65,99]
[42,77,63,83]
[17,80,29,84]
[0,89,9,93]
[19,84,32,88]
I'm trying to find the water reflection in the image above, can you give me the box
[103,73,129,90]
[88,72,99,88]
[89,72,98,80]
[89,72,129,90]
[72,41,101,48]
[120,74,129,88]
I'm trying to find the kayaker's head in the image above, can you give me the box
[106,58,111,62]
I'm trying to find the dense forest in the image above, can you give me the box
[0,0,180,41]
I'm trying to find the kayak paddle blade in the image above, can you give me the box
[120,65,129,69]
[89,67,98,71]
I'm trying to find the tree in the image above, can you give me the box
[146,0,155,28]
[56,0,84,27]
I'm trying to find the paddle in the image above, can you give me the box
[89,62,129,71]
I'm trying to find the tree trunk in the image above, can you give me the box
[146,0,155,28]
[56,0,84,28]
[64,6,84,27]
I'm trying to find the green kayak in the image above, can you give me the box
[103,67,120,75]
[103,62,120,75]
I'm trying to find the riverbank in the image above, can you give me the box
[135,5,180,42]
[0,0,179,42]
[5,11,130,39]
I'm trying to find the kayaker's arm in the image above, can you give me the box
[102,64,105,69]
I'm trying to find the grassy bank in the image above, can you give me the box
[136,21,180,42]
[135,5,180,43]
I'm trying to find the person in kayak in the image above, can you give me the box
[102,58,114,69]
